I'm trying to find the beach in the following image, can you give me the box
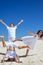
[0,40,43,65]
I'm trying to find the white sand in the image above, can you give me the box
[0,40,43,65]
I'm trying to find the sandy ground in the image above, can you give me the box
[0,40,43,65]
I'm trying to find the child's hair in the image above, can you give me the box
[37,30,43,38]
[10,23,14,26]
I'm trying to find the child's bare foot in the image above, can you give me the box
[17,39,23,41]
[0,36,4,38]
[12,40,17,42]
[18,61,22,63]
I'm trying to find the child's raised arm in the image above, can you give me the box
[16,20,24,27]
[0,19,8,27]
[27,31,37,37]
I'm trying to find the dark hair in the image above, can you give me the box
[10,23,14,26]
[37,30,43,38]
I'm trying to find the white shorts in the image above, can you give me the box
[8,37,16,42]
[6,41,19,48]
[6,50,16,58]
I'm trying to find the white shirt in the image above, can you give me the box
[6,50,16,58]
[7,26,17,41]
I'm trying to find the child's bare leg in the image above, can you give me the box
[18,46,29,49]
[12,40,17,42]
[16,54,22,63]
[26,46,32,56]
[17,39,22,41]
[12,39,22,42]
[26,48,29,56]
[1,36,6,47]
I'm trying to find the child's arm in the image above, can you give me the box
[16,20,24,27]
[0,19,8,27]
[1,50,8,63]
[27,31,37,37]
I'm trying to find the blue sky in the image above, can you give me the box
[0,0,43,40]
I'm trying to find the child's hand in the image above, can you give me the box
[0,19,2,22]
[27,31,32,34]
[21,20,24,23]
